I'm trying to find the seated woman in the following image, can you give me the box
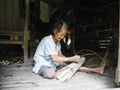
[32,19,106,79]
[32,19,80,79]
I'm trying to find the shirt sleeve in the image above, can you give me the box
[58,42,61,51]
[43,38,57,56]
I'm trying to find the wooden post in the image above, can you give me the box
[115,0,120,86]
[23,0,29,63]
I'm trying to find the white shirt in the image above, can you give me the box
[32,35,61,73]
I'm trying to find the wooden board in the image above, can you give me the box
[56,57,85,81]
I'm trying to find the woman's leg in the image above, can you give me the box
[79,62,106,74]
[39,66,56,79]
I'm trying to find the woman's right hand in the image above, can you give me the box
[72,55,81,62]
[68,55,80,62]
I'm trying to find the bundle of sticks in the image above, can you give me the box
[55,57,85,81]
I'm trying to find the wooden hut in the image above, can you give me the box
[0,0,29,63]
[0,0,120,89]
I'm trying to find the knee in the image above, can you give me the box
[39,73,55,79]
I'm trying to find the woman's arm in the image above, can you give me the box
[58,50,65,57]
[50,54,80,63]
[50,55,68,62]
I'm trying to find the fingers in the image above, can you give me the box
[72,55,80,62]
[67,55,81,62]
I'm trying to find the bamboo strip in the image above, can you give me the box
[56,57,85,81]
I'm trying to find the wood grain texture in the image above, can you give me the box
[56,57,85,81]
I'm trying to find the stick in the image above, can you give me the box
[55,57,85,81]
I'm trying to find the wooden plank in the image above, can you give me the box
[0,0,24,30]
[56,57,85,81]
[0,33,23,36]
[12,0,19,29]
[0,0,4,28]
[7,0,12,30]
[0,30,23,39]
[0,30,23,33]
[0,40,22,44]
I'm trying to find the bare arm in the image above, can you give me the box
[50,54,80,63]
[50,55,68,62]
[58,51,65,57]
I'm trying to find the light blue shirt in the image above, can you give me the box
[32,35,61,73]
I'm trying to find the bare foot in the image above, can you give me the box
[79,62,106,74]
[94,62,106,74]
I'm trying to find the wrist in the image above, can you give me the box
[67,57,73,62]
[65,57,69,62]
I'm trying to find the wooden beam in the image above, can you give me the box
[0,40,22,44]
[115,0,120,86]
[97,2,115,10]
[0,30,23,36]
[23,0,29,63]
[42,0,63,6]
[76,6,107,13]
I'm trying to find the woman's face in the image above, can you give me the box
[53,26,68,42]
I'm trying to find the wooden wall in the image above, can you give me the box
[40,1,50,23]
[0,0,24,31]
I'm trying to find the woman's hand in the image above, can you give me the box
[67,55,80,62]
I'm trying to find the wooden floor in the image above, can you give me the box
[0,63,119,90]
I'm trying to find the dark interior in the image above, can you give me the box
[0,0,118,67]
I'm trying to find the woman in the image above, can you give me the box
[32,19,80,79]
